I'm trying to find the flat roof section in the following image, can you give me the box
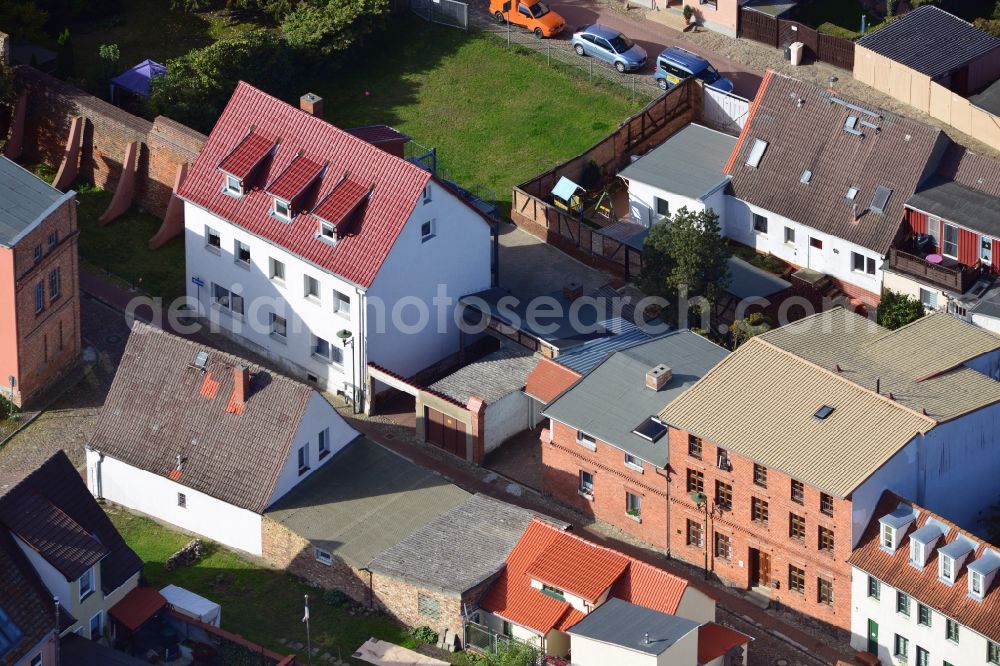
[619,124,736,201]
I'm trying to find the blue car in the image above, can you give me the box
[654,46,734,93]
[571,24,647,73]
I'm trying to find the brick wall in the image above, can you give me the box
[9,196,81,406]
[14,66,206,217]
[542,420,669,549]
[666,428,852,633]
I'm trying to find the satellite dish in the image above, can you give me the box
[336,329,353,341]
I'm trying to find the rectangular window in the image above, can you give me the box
[225,174,241,195]
[715,481,732,511]
[33,245,42,263]
[751,497,768,524]
[418,593,441,620]
[688,435,702,459]
[579,470,594,495]
[791,479,804,504]
[501,621,512,638]
[422,185,432,204]
[714,532,732,560]
[788,565,805,593]
[753,213,768,234]
[48,231,59,249]
[784,226,795,243]
[817,577,833,606]
[320,221,335,239]
[211,284,243,315]
[915,646,928,666]
[624,454,642,471]
[89,612,102,641]
[34,282,44,313]
[314,547,332,566]
[945,618,959,643]
[79,567,94,601]
[421,219,435,242]
[270,313,287,339]
[655,196,669,217]
[540,584,565,600]
[312,335,342,364]
[820,493,834,516]
[717,448,731,470]
[318,427,331,458]
[235,240,251,266]
[882,524,894,549]
[988,640,1000,664]
[269,258,285,282]
[789,513,806,540]
[894,634,908,660]
[897,591,910,616]
[333,290,351,316]
[917,603,931,626]
[818,526,835,554]
[810,236,823,249]
[942,222,958,257]
[687,469,704,494]
[30,656,41,666]
[206,226,221,249]
[940,554,954,581]
[577,430,597,450]
[686,519,704,547]
[48,268,60,301]
[297,443,310,474]
[753,463,767,487]
[304,275,320,301]
[982,236,993,265]
[972,570,984,596]
[274,198,291,220]
[177,493,186,508]
[868,575,880,600]
[626,492,641,518]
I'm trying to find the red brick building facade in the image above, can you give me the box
[0,159,81,407]
[665,427,852,631]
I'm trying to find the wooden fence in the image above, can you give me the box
[738,7,855,71]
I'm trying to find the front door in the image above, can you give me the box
[807,236,826,273]
[749,548,771,587]
[867,619,878,655]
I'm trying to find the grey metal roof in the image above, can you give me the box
[727,257,791,300]
[907,176,1000,239]
[429,343,537,404]
[544,331,728,467]
[265,438,470,567]
[555,318,654,375]
[909,523,945,544]
[566,598,699,656]
[0,157,67,248]
[857,6,1000,79]
[367,494,567,596]
[880,504,918,530]
[619,124,736,201]
[742,0,797,17]
[970,78,1000,116]
[939,535,977,558]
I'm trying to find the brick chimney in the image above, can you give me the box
[233,365,250,405]
[300,93,324,119]
[645,364,672,391]
[562,281,583,302]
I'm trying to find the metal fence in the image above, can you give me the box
[464,622,542,665]
[411,0,469,30]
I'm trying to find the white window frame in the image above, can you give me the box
[579,470,594,496]
[910,539,924,567]
[422,184,432,204]
[34,282,44,314]
[79,567,94,601]
[303,275,321,302]
[177,492,186,508]
[30,655,41,666]
[421,219,435,242]
[318,427,331,458]
[919,288,937,310]
[626,492,641,519]
[314,547,332,566]
[333,290,351,317]
[311,334,342,365]
[211,283,244,316]
[752,213,768,235]
[205,225,221,251]
[971,569,984,597]
[270,313,287,340]
[784,226,795,244]
[654,196,669,218]
[88,611,102,640]
[49,267,61,301]
[319,220,335,241]
[274,198,291,221]
[982,236,993,265]
[576,430,597,451]
[942,222,959,258]
[881,524,894,549]
[939,554,954,583]
[624,453,643,472]
[223,174,242,196]
[234,239,251,267]
[297,443,310,474]
[269,258,285,283]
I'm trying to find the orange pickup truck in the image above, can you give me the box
[490,0,565,38]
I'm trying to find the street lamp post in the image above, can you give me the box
[690,491,709,580]
[336,329,358,415]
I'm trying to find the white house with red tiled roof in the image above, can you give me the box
[472,519,749,664]
[177,83,493,403]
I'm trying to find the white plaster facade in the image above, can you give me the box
[183,181,492,402]
[850,567,999,666]
[484,390,530,454]
[569,628,697,666]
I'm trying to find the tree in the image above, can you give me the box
[730,312,769,349]
[281,0,389,57]
[97,43,120,98]
[639,207,731,306]
[0,1,49,41]
[877,290,925,330]
[55,27,75,78]
[476,640,538,666]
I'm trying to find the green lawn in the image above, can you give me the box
[105,506,470,665]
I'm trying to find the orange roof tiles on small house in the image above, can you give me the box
[480,519,695,636]
[697,623,753,664]
[524,357,581,405]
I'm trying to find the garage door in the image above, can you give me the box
[425,407,466,459]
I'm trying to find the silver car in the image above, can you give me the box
[571,24,647,73]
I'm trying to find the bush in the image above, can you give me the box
[877,290,924,330]
[410,626,438,645]
[282,0,389,57]
[0,396,14,421]
[321,588,352,607]
[55,28,75,78]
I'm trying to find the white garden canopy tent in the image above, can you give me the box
[160,584,222,627]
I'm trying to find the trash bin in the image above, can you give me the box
[783,42,791,60]
[790,41,804,66]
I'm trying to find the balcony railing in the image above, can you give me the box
[888,247,977,294]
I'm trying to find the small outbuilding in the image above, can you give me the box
[160,585,222,627]
[110,59,167,101]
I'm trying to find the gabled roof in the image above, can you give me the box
[566,598,698,656]
[544,331,728,467]
[660,308,1000,497]
[849,491,1000,643]
[857,6,1000,79]
[0,157,70,248]
[429,343,537,405]
[0,529,55,663]
[266,154,325,202]
[697,623,753,664]
[89,323,323,513]
[177,82,441,289]
[906,143,1000,238]
[725,72,942,254]
[480,520,692,635]
[218,131,276,180]
[0,450,142,593]
[524,357,581,404]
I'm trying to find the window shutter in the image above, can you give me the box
[958,227,979,267]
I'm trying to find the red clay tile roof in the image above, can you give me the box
[524,358,581,404]
[313,178,371,231]
[480,520,691,635]
[346,125,411,145]
[849,490,1000,643]
[726,71,942,254]
[177,82,432,289]
[267,154,325,203]
[697,622,752,664]
[218,131,275,180]
[89,322,319,513]
[109,587,167,632]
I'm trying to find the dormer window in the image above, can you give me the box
[879,505,917,555]
[224,174,242,196]
[320,221,335,241]
[967,549,1000,601]
[910,540,924,567]
[274,198,291,221]
[940,554,954,584]
[882,524,894,549]
[971,570,984,597]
